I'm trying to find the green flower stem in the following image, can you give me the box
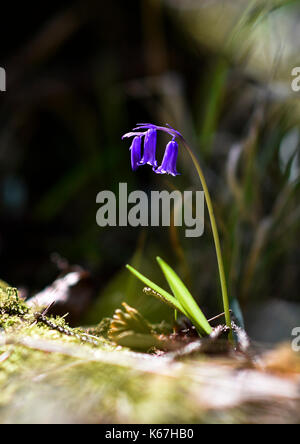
[181,140,232,339]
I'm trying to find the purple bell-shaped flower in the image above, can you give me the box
[129,136,142,171]
[122,123,183,175]
[140,128,157,168]
[156,140,180,176]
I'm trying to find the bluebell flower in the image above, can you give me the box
[122,123,183,175]
[156,140,179,176]
[129,136,142,171]
[140,128,157,167]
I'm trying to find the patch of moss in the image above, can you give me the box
[1,283,300,424]
[0,280,9,291]
[0,287,29,319]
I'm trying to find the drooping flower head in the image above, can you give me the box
[122,123,183,176]
[140,128,157,167]
[156,140,179,176]
[129,136,142,171]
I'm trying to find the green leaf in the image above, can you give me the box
[126,265,189,318]
[143,287,184,314]
[156,257,212,336]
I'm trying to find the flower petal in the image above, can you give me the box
[130,136,142,171]
[155,140,180,176]
[140,129,157,167]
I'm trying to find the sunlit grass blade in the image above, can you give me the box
[156,257,212,336]
[143,287,184,315]
[126,264,189,318]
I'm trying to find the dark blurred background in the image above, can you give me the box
[1,0,300,341]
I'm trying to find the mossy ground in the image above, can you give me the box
[1,284,300,424]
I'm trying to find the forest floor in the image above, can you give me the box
[1,282,300,424]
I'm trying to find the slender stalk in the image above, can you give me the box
[182,140,232,338]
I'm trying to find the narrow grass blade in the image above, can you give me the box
[126,264,189,318]
[143,288,184,314]
[156,257,212,335]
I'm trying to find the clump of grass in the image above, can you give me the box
[127,257,212,337]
